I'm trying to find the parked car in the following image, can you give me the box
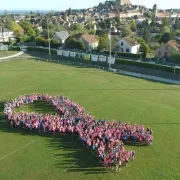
[20,45,27,50]
[148,61,156,64]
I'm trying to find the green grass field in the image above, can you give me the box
[0,56,180,180]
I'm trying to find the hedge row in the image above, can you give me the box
[9,46,20,51]
[115,58,180,74]
[96,50,143,59]
[27,48,179,74]
[27,47,57,54]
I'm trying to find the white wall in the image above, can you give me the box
[0,31,15,42]
[131,45,140,54]
[116,39,132,53]
[116,39,139,54]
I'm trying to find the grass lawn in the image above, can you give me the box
[0,51,19,58]
[0,57,180,180]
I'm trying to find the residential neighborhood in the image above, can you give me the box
[0,0,179,60]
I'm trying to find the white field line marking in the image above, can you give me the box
[0,137,40,160]
[63,160,80,172]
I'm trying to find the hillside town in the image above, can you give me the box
[0,0,180,60]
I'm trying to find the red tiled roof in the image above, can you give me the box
[167,40,180,51]
[122,37,139,46]
[81,34,98,44]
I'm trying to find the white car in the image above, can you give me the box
[20,45,27,50]
[148,61,156,64]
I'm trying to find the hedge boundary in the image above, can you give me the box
[27,47,179,74]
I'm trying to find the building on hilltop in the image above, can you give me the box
[105,0,132,6]
[153,4,158,18]
[117,0,132,6]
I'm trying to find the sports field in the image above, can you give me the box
[0,56,180,180]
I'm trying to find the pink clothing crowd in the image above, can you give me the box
[4,94,153,171]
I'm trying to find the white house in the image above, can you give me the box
[115,37,140,54]
[0,27,15,43]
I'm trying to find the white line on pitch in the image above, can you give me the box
[63,160,80,172]
[0,137,40,161]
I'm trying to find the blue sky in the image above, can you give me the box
[1,0,179,10]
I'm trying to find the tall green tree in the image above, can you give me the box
[129,19,137,31]
[65,37,85,50]
[137,38,151,58]
[160,26,171,34]
[69,23,85,35]
[114,17,121,26]
[142,27,151,43]
[160,32,173,43]
[19,21,36,37]
[162,17,170,27]
[99,21,107,30]
[5,19,24,37]
[97,31,109,51]
[122,24,132,37]
[97,37,109,51]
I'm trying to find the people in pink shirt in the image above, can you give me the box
[4,94,153,171]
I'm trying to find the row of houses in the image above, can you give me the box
[53,31,141,54]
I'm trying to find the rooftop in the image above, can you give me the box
[81,34,98,44]
[122,37,139,46]
[167,40,180,51]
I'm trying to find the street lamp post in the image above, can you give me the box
[47,19,51,61]
[109,21,112,70]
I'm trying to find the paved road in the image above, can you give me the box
[0,51,24,61]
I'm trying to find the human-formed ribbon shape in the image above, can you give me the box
[4,94,153,172]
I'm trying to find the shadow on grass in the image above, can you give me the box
[0,100,179,176]
[0,101,110,176]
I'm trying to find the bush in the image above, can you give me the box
[115,58,180,73]
[27,47,57,54]
[171,53,180,63]
[103,51,142,59]
[35,36,46,46]
[9,46,20,51]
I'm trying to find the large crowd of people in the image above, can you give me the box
[4,94,153,172]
